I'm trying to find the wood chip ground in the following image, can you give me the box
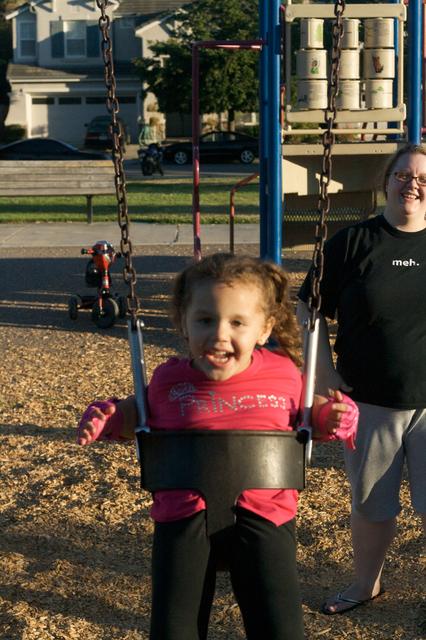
[0,245,424,639]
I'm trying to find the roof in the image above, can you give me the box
[6,0,45,20]
[7,62,137,82]
[5,0,189,21]
[114,0,192,19]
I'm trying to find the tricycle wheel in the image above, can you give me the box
[92,298,119,329]
[68,296,79,320]
[118,296,127,318]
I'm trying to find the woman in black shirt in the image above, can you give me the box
[298,144,426,614]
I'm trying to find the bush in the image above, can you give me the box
[236,124,259,138]
[2,124,26,143]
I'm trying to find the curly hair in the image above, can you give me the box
[382,143,426,196]
[171,253,302,366]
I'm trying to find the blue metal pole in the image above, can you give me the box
[407,0,423,144]
[266,0,282,264]
[259,0,269,258]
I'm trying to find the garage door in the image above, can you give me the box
[31,96,87,145]
[31,95,138,146]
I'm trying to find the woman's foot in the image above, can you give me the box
[321,585,385,615]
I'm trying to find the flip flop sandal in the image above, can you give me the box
[321,588,385,615]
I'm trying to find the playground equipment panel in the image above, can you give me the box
[282,2,407,212]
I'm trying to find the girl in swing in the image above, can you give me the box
[77,253,358,640]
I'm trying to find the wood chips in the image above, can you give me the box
[0,245,424,639]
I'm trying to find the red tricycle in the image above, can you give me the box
[68,240,127,329]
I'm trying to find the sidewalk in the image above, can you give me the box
[0,222,259,248]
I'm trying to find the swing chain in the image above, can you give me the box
[96,0,140,325]
[308,0,345,331]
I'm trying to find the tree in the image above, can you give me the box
[133,0,259,130]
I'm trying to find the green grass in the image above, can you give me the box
[0,176,260,224]
[0,174,385,224]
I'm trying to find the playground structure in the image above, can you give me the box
[191,0,424,263]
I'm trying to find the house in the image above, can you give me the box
[5,0,192,145]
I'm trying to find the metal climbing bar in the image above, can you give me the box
[263,0,283,264]
[229,172,259,254]
[407,0,423,143]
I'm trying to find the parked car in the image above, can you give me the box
[84,115,129,151]
[163,130,259,165]
[0,138,109,160]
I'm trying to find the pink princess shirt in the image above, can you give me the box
[147,348,303,526]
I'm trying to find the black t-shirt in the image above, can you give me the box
[299,215,426,409]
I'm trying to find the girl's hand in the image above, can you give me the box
[76,399,124,445]
[312,390,359,450]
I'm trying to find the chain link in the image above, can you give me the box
[96,0,140,327]
[308,0,345,330]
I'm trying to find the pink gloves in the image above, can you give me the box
[315,393,359,450]
[76,398,124,444]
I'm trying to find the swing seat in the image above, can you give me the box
[137,429,307,536]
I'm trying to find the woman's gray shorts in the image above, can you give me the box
[343,403,426,521]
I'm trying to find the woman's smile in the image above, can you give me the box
[385,152,426,230]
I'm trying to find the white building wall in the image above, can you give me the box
[7,85,28,129]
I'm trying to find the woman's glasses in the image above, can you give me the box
[393,170,426,186]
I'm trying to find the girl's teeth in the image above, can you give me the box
[207,351,230,363]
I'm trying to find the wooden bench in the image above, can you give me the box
[0,159,116,223]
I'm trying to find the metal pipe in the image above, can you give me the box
[283,126,404,136]
[298,316,320,465]
[407,0,423,143]
[423,0,426,130]
[191,44,202,261]
[127,318,150,450]
[229,173,260,253]
[265,0,282,265]
[259,0,269,259]
[193,39,262,50]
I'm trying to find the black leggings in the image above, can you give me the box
[150,508,304,640]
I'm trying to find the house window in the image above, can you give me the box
[86,97,106,104]
[58,97,82,104]
[50,21,99,58]
[18,18,36,57]
[65,21,86,57]
[32,97,55,105]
